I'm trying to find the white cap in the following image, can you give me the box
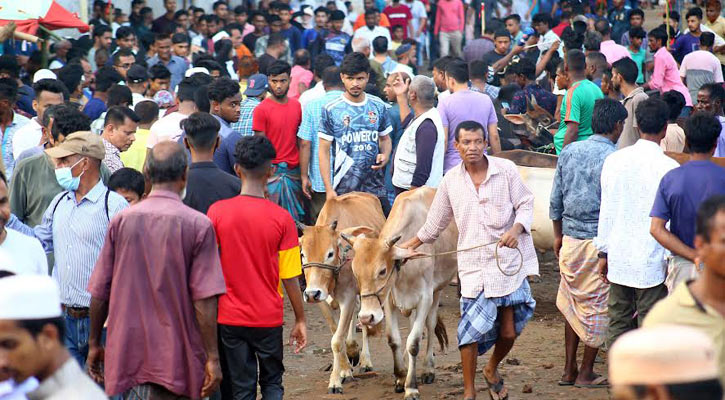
[212,31,230,43]
[185,67,210,78]
[609,325,719,385]
[0,275,62,320]
[33,69,57,83]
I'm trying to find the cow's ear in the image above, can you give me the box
[503,114,526,125]
[329,220,338,231]
[296,221,308,235]
[343,225,378,238]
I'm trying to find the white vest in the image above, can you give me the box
[392,107,445,190]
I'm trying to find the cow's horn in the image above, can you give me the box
[329,220,338,231]
[295,221,308,231]
[340,232,354,245]
[386,235,402,248]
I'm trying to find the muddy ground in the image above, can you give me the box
[279,252,611,400]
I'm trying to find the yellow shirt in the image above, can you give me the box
[705,17,725,65]
[643,282,725,379]
[120,128,150,172]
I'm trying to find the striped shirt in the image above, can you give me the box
[2,111,31,180]
[231,97,261,137]
[296,90,341,192]
[32,180,129,307]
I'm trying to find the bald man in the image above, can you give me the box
[87,141,226,398]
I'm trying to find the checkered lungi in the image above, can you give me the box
[458,279,536,355]
[122,383,190,400]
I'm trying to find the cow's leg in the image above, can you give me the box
[421,290,441,384]
[345,300,360,368]
[384,295,406,393]
[359,325,373,372]
[328,296,355,394]
[403,295,432,400]
[318,300,338,335]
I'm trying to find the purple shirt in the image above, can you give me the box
[715,116,725,157]
[671,32,700,62]
[650,161,725,247]
[437,89,498,172]
[87,190,226,397]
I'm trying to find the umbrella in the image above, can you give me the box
[0,0,89,35]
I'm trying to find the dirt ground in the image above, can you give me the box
[279,251,611,400]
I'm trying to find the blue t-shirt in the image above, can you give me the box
[671,33,700,62]
[83,97,107,121]
[319,93,392,197]
[323,31,351,66]
[650,160,725,247]
[282,25,303,53]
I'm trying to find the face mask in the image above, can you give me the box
[55,158,85,191]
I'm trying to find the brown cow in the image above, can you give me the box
[342,188,458,400]
[298,192,386,394]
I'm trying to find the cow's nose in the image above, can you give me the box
[359,314,374,325]
[304,289,321,302]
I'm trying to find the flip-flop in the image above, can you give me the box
[557,380,575,386]
[484,374,509,400]
[574,376,609,388]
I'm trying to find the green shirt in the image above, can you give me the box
[554,79,604,154]
[629,48,646,84]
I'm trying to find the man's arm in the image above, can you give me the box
[299,139,312,199]
[500,164,535,248]
[650,217,697,261]
[487,122,501,154]
[318,138,336,199]
[550,160,565,257]
[562,121,580,149]
[193,296,222,398]
[643,54,665,91]
[86,297,109,383]
[282,277,307,353]
[373,134,392,170]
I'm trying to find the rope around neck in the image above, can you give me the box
[397,239,524,277]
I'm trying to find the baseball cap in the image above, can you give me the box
[33,69,57,83]
[395,43,412,57]
[244,73,268,96]
[126,64,149,84]
[45,131,106,160]
[0,275,62,320]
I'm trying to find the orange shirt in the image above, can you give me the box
[354,14,391,31]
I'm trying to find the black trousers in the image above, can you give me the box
[219,325,284,400]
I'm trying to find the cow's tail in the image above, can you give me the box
[434,314,449,352]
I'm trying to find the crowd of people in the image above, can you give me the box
[0,0,723,399]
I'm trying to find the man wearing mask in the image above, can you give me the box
[8,131,129,368]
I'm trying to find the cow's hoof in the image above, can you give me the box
[360,366,373,373]
[421,372,435,384]
[394,383,405,393]
[341,376,355,384]
[328,386,343,394]
[404,389,421,400]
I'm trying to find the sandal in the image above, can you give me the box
[557,380,575,386]
[484,373,509,400]
[574,376,609,388]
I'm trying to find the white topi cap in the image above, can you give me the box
[0,275,62,320]
[609,325,719,385]
[33,69,57,83]
[185,67,210,78]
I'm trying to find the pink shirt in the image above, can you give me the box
[416,157,539,298]
[651,47,693,106]
[434,0,464,34]
[288,65,314,100]
[88,190,226,397]
[599,40,631,65]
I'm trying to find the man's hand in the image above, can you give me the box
[86,345,105,384]
[301,176,312,199]
[554,236,563,259]
[597,258,609,284]
[499,225,523,248]
[512,44,525,55]
[326,189,337,200]
[397,236,426,259]
[289,320,307,353]
[392,72,410,97]
[200,358,222,398]
[371,153,389,170]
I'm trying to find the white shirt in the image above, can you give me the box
[299,81,326,111]
[537,30,564,63]
[0,228,47,275]
[405,0,427,40]
[353,26,392,51]
[594,139,679,289]
[701,23,725,47]
[147,112,189,149]
[132,92,146,107]
[11,118,42,161]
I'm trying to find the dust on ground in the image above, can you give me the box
[280,251,610,400]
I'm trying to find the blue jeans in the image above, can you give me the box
[63,312,89,368]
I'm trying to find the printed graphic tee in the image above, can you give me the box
[319,93,392,197]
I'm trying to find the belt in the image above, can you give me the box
[62,304,90,319]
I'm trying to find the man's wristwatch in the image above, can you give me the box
[597,252,607,259]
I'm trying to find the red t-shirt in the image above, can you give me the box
[252,97,302,168]
[208,195,302,327]
[383,4,412,38]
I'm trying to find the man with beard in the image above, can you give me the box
[694,83,725,156]
[612,58,648,149]
[252,61,304,221]
[318,52,393,215]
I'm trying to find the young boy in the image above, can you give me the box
[108,167,146,204]
[391,24,404,51]
[207,135,307,399]
[627,27,647,84]
[121,99,159,171]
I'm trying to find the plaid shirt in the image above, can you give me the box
[296,90,341,192]
[231,97,261,137]
[417,156,539,298]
